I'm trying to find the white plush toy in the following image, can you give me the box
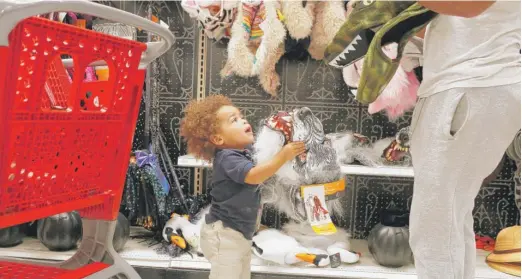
[252,228,331,267]
[162,206,210,256]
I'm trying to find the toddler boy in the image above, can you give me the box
[180,95,305,279]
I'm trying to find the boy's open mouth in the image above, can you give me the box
[245,125,253,134]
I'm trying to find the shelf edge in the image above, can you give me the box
[177,155,414,177]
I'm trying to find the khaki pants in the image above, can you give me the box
[200,221,252,279]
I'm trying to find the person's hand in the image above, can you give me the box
[279,142,306,162]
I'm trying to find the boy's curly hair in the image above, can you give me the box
[180,95,233,161]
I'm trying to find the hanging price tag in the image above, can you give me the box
[300,185,337,235]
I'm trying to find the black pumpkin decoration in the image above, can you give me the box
[0,224,25,247]
[25,221,38,238]
[368,208,413,267]
[113,212,131,252]
[38,211,82,251]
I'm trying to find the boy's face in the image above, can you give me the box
[211,105,254,149]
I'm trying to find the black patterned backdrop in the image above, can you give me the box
[116,1,519,239]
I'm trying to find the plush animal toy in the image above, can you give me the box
[162,206,210,256]
[282,221,359,265]
[221,0,286,96]
[253,107,359,267]
[280,0,346,60]
[182,0,349,96]
[181,0,238,41]
[326,127,412,167]
[252,227,331,267]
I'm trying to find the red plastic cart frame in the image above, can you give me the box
[0,1,174,278]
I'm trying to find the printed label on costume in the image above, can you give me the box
[301,185,337,235]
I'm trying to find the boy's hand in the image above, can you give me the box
[244,141,307,185]
[280,142,307,162]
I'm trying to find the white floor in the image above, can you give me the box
[0,227,514,279]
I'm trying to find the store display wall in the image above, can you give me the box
[131,1,519,238]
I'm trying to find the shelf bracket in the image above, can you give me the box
[193,27,207,195]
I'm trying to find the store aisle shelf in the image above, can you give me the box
[0,227,509,279]
[177,154,415,178]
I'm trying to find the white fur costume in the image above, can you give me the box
[253,107,359,267]
[280,0,346,60]
[220,0,347,96]
[221,0,286,96]
[326,127,413,167]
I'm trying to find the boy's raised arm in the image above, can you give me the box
[244,142,306,185]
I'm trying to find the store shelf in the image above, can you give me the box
[177,154,415,178]
[0,227,171,268]
[0,227,510,279]
[177,155,211,168]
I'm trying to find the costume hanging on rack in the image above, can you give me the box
[324,1,424,68]
[179,0,351,96]
[221,0,286,96]
[280,0,346,61]
[181,0,238,41]
[343,40,422,120]
[355,3,436,104]
[121,149,170,231]
[323,1,436,104]
[308,1,346,60]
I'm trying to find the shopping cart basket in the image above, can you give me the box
[0,0,175,278]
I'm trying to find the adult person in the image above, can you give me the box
[409,1,521,279]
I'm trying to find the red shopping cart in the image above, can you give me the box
[0,1,174,278]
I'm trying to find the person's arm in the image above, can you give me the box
[418,1,496,18]
[244,142,306,185]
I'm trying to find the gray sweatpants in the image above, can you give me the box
[409,83,521,279]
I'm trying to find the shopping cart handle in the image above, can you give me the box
[0,0,175,68]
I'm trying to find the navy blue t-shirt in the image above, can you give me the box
[205,148,261,240]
